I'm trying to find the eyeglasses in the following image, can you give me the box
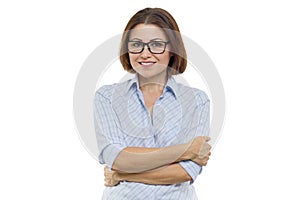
[127,41,170,54]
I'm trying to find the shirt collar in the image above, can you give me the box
[126,74,178,99]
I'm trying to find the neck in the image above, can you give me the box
[138,71,168,93]
[139,83,165,94]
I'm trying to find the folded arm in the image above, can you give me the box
[104,163,192,186]
[111,137,210,173]
[95,88,211,177]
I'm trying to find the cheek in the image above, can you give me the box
[160,54,171,64]
[129,55,138,65]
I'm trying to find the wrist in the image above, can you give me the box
[116,172,125,182]
[176,143,192,162]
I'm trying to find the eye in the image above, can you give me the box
[150,41,164,48]
[130,42,143,48]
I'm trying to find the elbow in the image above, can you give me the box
[111,160,127,173]
[173,169,193,183]
[111,159,139,173]
[183,172,193,182]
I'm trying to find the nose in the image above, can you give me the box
[140,46,152,58]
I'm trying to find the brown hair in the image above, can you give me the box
[119,8,187,75]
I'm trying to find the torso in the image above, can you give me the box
[97,77,209,199]
[142,90,162,123]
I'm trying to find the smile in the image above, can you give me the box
[139,62,156,67]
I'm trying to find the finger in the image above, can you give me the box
[204,136,211,142]
[207,143,212,150]
[104,183,111,187]
[203,143,211,149]
[104,166,108,175]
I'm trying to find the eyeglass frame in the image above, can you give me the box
[127,41,170,54]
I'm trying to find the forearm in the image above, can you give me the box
[114,164,192,185]
[121,163,191,185]
[112,143,191,173]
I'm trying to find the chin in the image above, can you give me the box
[133,67,168,80]
[137,72,157,79]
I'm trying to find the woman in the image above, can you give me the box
[94,7,211,200]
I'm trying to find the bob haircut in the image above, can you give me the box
[119,7,187,75]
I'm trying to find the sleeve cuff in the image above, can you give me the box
[99,143,127,169]
[179,160,203,183]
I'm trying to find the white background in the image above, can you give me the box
[1,0,299,199]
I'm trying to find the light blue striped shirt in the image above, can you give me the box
[94,75,210,200]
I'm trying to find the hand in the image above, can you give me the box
[187,136,211,166]
[104,166,121,187]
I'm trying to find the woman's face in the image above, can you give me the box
[128,24,171,81]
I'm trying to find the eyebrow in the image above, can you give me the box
[129,38,165,42]
[129,38,142,41]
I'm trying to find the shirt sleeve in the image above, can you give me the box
[179,91,210,183]
[94,86,127,169]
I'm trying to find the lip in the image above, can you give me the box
[138,61,156,67]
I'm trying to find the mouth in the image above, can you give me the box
[138,61,156,67]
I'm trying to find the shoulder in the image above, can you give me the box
[94,79,133,100]
[175,82,210,106]
[190,87,210,105]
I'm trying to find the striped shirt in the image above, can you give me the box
[94,75,210,200]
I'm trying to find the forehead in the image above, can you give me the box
[129,24,167,41]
